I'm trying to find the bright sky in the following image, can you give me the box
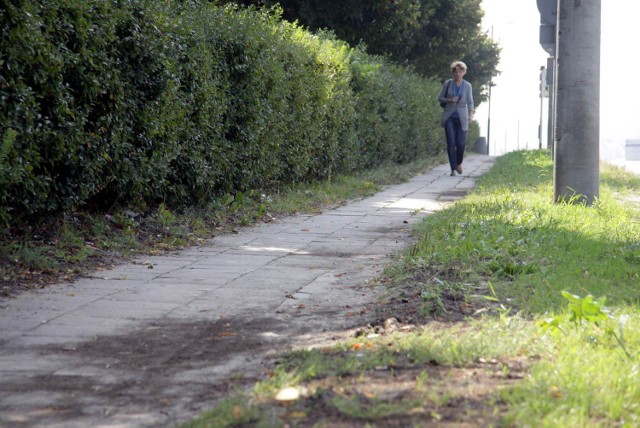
[476,0,640,161]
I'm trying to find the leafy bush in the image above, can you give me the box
[350,50,443,169]
[1,0,173,218]
[0,0,445,228]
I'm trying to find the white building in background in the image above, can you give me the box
[620,139,640,175]
[624,140,640,161]
[602,137,640,175]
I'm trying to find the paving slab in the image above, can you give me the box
[0,154,495,427]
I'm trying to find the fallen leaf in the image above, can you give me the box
[232,405,243,420]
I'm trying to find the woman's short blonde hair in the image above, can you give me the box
[450,61,467,72]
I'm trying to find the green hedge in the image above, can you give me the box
[0,0,445,227]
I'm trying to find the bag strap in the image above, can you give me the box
[451,80,466,106]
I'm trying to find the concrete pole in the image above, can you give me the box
[547,57,556,158]
[539,66,545,150]
[486,26,494,156]
[554,0,601,204]
[486,82,492,155]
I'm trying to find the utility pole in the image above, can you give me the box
[554,0,601,204]
[486,80,492,156]
[539,66,546,150]
[486,27,494,156]
[546,56,556,158]
[537,0,557,157]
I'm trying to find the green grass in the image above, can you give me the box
[406,150,640,313]
[185,150,640,427]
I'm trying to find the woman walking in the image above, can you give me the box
[438,61,475,176]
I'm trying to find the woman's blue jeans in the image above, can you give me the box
[444,116,466,171]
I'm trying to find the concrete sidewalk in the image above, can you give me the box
[0,154,495,427]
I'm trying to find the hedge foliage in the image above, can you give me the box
[0,0,445,227]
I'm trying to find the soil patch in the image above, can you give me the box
[273,361,527,427]
[0,316,278,425]
[0,311,374,427]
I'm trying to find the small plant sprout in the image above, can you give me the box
[540,292,633,360]
[415,370,429,392]
[561,291,611,326]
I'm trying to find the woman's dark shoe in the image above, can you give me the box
[450,170,456,176]
[456,164,463,174]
